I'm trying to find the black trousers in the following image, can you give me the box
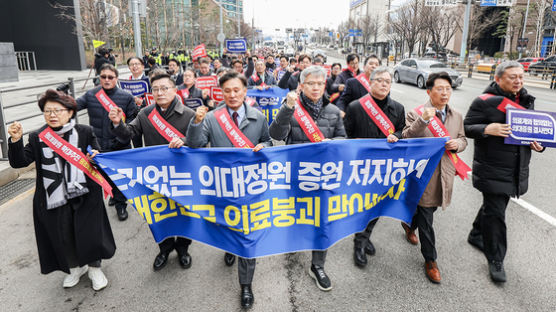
[238,257,256,285]
[470,192,511,262]
[353,218,379,247]
[158,237,192,255]
[410,206,438,262]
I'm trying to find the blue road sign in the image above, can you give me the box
[553,0,556,11]
[480,0,497,6]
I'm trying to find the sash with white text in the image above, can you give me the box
[293,98,326,143]
[359,94,396,137]
[147,108,185,143]
[213,107,255,148]
[95,88,126,122]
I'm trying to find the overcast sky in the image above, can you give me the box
[243,0,350,32]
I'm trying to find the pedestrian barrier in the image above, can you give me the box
[468,64,473,78]
[551,71,556,90]
[0,77,95,160]
[15,51,37,71]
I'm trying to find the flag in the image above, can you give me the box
[93,40,106,49]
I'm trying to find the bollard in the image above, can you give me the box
[489,64,496,81]
[468,63,473,78]
[543,66,549,80]
[551,71,556,90]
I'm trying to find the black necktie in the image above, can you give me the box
[232,112,239,127]
[436,111,444,123]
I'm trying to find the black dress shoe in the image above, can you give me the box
[178,252,192,269]
[116,207,128,221]
[153,252,169,271]
[353,247,367,268]
[224,252,236,266]
[240,284,254,309]
[489,260,506,283]
[108,197,116,206]
[365,240,376,256]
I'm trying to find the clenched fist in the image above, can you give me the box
[422,107,436,121]
[8,121,23,142]
[109,107,124,125]
[286,91,298,109]
[194,106,209,124]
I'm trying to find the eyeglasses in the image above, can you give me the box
[152,86,173,93]
[100,75,116,80]
[305,81,326,87]
[371,78,392,85]
[44,108,68,116]
[128,63,142,67]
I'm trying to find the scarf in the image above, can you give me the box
[40,119,89,210]
[301,93,323,120]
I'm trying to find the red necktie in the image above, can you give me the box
[232,112,239,127]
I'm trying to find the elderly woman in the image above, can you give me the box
[7,89,116,291]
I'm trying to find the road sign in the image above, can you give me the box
[553,0,556,11]
[425,0,457,6]
[480,0,513,6]
[217,33,225,43]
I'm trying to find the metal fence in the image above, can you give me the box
[15,51,37,71]
[0,77,96,160]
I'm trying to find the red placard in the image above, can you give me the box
[210,86,224,101]
[192,44,207,59]
[323,64,332,77]
[196,76,218,90]
[144,93,155,106]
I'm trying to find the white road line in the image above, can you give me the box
[511,197,556,227]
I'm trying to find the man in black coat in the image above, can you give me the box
[335,55,381,113]
[343,66,406,268]
[77,64,137,221]
[464,61,544,283]
[331,53,361,95]
[278,54,312,91]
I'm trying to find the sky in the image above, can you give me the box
[243,0,350,33]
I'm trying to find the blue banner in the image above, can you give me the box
[118,79,150,97]
[226,39,247,53]
[94,138,446,258]
[505,108,556,148]
[184,98,204,110]
[246,87,288,125]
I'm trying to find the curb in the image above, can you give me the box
[0,162,34,187]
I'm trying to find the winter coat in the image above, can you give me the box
[464,81,537,196]
[269,93,346,145]
[187,103,272,148]
[332,68,361,94]
[247,72,277,88]
[335,76,369,112]
[76,86,137,152]
[403,101,467,209]
[344,95,405,140]
[277,70,301,91]
[112,97,195,147]
[8,124,116,274]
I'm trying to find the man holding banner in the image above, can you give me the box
[247,60,276,90]
[109,72,196,272]
[464,61,544,283]
[343,66,406,268]
[269,66,346,291]
[77,64,137,221]
[186,71,272,309]
[403,72,468,283]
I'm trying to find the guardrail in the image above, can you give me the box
[15,51,37,71]
[0,77,96,160]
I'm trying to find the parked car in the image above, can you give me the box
[423,51,448,63]
[311,49,327,63]
[528,56,556,75]
[393,58,463,89]
[517,57,544,72]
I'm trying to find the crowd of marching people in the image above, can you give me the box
[7,45,545,309]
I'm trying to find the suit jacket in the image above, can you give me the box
[335,77,368,112]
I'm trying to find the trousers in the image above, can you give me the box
[158,237,192,255]
[353,218,379,247]
[410,206,438,262]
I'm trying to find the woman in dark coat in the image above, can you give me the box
[7,89,116,291]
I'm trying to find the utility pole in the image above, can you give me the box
[131,0,142,57]
[459,0,472,65]
[519,0,531,59]
[237,1,241,37]
[220,3,224,55]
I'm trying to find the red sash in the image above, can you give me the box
[147,108,185,143]
[38,127,113,197]
[329,92,340,102]
[355,73,372,93]
[177,88,190,99]
[213,108,255,148]
[251,74,267,87]
[479,93,525,113]
[359,94,396,136]
[246,97,257,107]
[293,98,326,143]
[415,105,471,181]
[95,88,126,122]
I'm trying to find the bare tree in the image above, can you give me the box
[422,5,463,56]
[468,4,504,50]
[358,14,381,53]
[390,0,422,58]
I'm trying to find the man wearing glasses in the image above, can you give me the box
[108,72,196,272]
[343,66,406,268]
[270,66,346,292]
[77,63,137,221]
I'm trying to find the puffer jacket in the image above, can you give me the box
[464,81,537,196]
[269,93,346,144]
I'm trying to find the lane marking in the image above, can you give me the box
[511,197,556,227]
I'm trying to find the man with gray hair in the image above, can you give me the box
[343,66,407,268]
[270,65,345,291]
[464,61,544,283]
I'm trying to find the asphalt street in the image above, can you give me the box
[0,55,555,311]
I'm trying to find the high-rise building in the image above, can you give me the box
[215,0,243,19]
